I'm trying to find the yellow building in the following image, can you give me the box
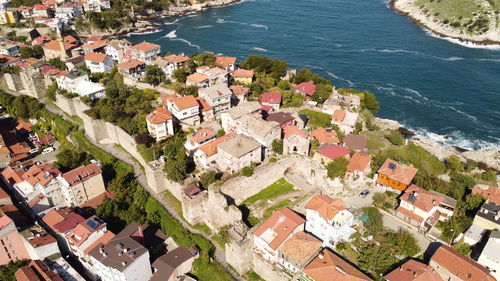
[234,68,254,85]
[0,11,18,24]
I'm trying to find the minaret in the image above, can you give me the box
[56,26,67,60]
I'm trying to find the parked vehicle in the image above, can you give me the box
[42,147,55,154]
[359,189,370,198]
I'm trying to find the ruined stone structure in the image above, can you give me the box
[3,73,23,91]
[181,189,208,225]
[225,222,253,275]
[19,67,46,98]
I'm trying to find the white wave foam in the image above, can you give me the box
[334,43,343,47]
[249,23,269,30]
[312,36,330,41]
[172,38,201,50]
[252,47,267,52]
[423,29,500,50]
[449,106,478,123]
[164,19,180,25]
[405,126,500,150]
[476,58,500,62]
[126,29,161,36]
[216,18,227,24]
[326,72,355,87]
[165,30,177,39]
[444,56,464,61]
[195,25,213,29]
[402,87,429,101]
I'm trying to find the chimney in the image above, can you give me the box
[399,266,403,271]
[414,271,417,277]
[318,252,324,259]
[432,199,436,206]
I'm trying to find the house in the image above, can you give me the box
[279,232,322,273]
[322,92,361,114]
[193,133,237,170]
[186,73,209,88]
[267,112,295,129]
[343,133,366,151]
[302,249,372,281]
[43,39,78,59]
[331,109,346,123]
[55,2,83,21]
[376,159,418,192]
[216,134,262,173]
[384,259,442,281]
[184,128,216,155]
[165,95,200,128]
[464,224,487,246]
[233,69,254,84]
[204,67,229,86]
[88,223,152,281]
[347,152,372,176]
[56,68,88,93]
[304,195,356,247]
[130,42,161,64]
[396,185,456,230]
[229,85,250,105]
[0,212,30,265]
[15,259,64,281]
[261,92,282,110]
[472,185,500,205]
[146,107,174,141]
[234,115,281,148]
[473,202,500,231]
[309,127,340,145]
[283,125,309,156]
[198,84,233,117]
[116,59,146,80]
[82,41,108,54]
[43,207,85,248]
[220,102,261,133]
[58,163,106,207]
[215,56,237,71]
[429,245,495,281]
[314,144,350,164]
[19,224,59,261]
[0,54,19,66]
[65,55,85,70]
[294,82,316,98]
[84,52,114,73]
[0,41,20,56]
[253,208,306,271]
[150,246,199,281]
[15,6,34,19]
[196,97,214,122]
[163,54,191,77]
[331,109,359,134]
[74,80,105,100]
[478,231,500,280]
[105,39,131,63]
[33,4,50,17]
[82,0,110,12]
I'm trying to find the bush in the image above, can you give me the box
[326,157,348,179]
[199,170,220,188]
[271,139,283,155]
[241,165,254,177]
[445,155,464,172]
[385,130,404,146]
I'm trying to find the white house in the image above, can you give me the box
[215,134,262,173]
[146,107,174,141]
[56,69,89,93]
[163,54,191,77]
[331,109,359,135]
[233,115,281,149]
[184,128,216,155]
[198,84,232,117]
[304,195,356,247]
[193,133,236,170]
[220,102,261,133]
[478,231,500,280]
[130,42,161,64]
[105,39,131,63]
[74,80,105,100]
[164,95,200,128]
[55,2,83,21]
[84,52,114,73]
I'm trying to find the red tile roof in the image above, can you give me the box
[396,206,424,223]
[261,92,282,104]
[215,56,236,68]
[430,245,495,281]
[234,69,254,78]
[347,152,372,172]
[165,54,190,63]
[187,73,209,83]
[253,207,305,250]
[146,107,173,124]
[84,52,107,63]
[131,42,160,52]
[171,95,198,110]
[197,133,236,156]
[316,144,350,160]
[283,125,306,139]
[196,97,213,111]
[15,260,63,281]
[472,185,500,205]
[43,40,76,52]
[188,128,216,144]
[377,159,418,186]
[332,109,346,122]
[305,195,346,221]
[309,127,340,144]
[229,85,250,96]
[384,259,443,281]
[294,82,316,96]
[116,59,145,69]
[304,249,372,281]
[62,163,102,187]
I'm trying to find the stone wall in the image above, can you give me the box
[252,253,290,281]
[4,73,23,91]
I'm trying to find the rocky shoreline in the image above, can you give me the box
[389,0,500,46]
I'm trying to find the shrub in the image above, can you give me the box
[385,130,404,146]
[241,165,254,177]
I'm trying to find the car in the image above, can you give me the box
[41,147,55,154]
[359,189,370,198]
[29,148,39,154]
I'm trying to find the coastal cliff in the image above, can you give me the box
[390,0,500,45]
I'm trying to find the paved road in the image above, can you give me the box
[380,210,431,252]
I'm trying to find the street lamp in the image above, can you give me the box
[449,228,455,245]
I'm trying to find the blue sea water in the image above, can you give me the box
[127,0,500,150]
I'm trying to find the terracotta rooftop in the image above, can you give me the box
[234,68,254,78]
[304,249,372,281]
[215,56,236,68]
[116,59,145,69]
[84,52,108,63]
[165,54,190,63]
[316,144,350,160]
[261,92,282,104]
[82,41,108,50]
[196,97,213,111]
[131,42,160,52]
[294,82,316,96]
[384,259,443,281]
[309,127,340,144]
[281,232,321,266]
[430,245,495,281]
[253,207,305,250]
[62,163,102,187]
[15,260,63,281]
[43,40,76,52]
[343,134,367,151]
[472,185,500,205]
[347,152,372,172]
[188,128,216,144]
[229,85,250,96]
[146,107,173,124]
[332,109,346,122]
[305,195,346,221]
[267,112,294,126]
[197,133,237,157]
[284,125,307,139]
[400,185,456,213]
[377,159,418,185]
[187,72,209,83]
[171,95,199,110]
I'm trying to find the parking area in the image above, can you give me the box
[29,141,61,164]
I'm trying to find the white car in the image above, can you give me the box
[41,147,55,154]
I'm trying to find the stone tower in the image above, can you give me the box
[181,188,208,225]
[19,66,45,98]
[225,221,253,275]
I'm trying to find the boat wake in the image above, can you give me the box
[326,72,355,87]
[195,25,214,29]
[165,30,177,39]
[252,47,267,52]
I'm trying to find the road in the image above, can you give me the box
[380,209,431,252]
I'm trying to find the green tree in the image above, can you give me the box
[192,52,215,66]
[240,55,287,80]
[0,260,28,281]
[55,149,87,172]
[362,207,384,235]
[386,230,421,257]
[373,192,387,206]
[12,95,43,119]
[358,244,395,276]
[180,85,199,97]
[445,155,464,172]
[164,158,187,183]
[385,130,404,146]
[241,165,254,177]
[45,82,58,102]
[199,170,220,188]
[144,64,165,86]
[457,243,471,256]
[48,58,68,70]
[271,139,283,155]
[481,170,497,182]
[326,157,348,179]
[173,68,188,83]
[216,129,225,138]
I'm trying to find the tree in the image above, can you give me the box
[199,170,220,188]
[481,170,497,182]
[373,192,387,206]
[445,155,464,172]
[464,194,484,211]
[0,260,28,281]
[134,132,154,146]
[449,171,476,200]
[457,243,471,256]
[12,95,43,119]
[144,65,165,86]
[180,85,199,97]
[241,165,254,177]
[48,58,68,70]
[192,52,215,66]
[362,207,384,235]
[216,129,225,138]
[56,149,87,171]
[358,244,395,276]
[240,55,287,80]
[173,68,188,83]
[386,230,421,257]
[385,130,404,146]
[271,139,283,155]
[45,82,58,102]
[164,159,187,183]
[326,157,348,179]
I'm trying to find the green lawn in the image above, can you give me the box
[242,178,295,206]
[386,142,446,175]
[298,109,332,129]
[263,199,292,219]
[244,271,265,281]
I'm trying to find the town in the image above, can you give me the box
[0,3,499,281]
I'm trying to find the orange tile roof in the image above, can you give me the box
[28,234,57,248]
[215,56,236,68]
[472,185,500,205]
[377,159,418,185]
[66,223,91,247]
[188,128,216,144]
[0,55,19,65]
[187,73,208,83]
[197,133,236,156]
[234,69,254,78]
[332,109,346,122]
[229,85,250,96]
[131,42,160,52]
[83,230,115,254]
[62,163,102,187]
[15,260,63,281]
[84,52,107,63]
[385,259,443,281]
[43,207,72,228]
[22,164,61,187]
[196,97,213,111]
[253,207,305,250]
[64,35,78,44]
[304,249,372,281]
[431,245,495,281]
[171,95,198,110]
[347,152,372,172]
[82,41,108,50]
[34,4,49,9]
[1,166,24,185]
[43,40,76,51]
[305,195,346,221]
[116,59,145,69]
[15,120,32,132]
[309,127,340,144]
[400,185,446,212]
[281,231,321,266]
[165,54,190,63]
[146,107,173,124]
[284,125,306,139]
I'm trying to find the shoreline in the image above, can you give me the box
[389,0,500,47]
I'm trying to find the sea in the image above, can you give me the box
[127,0,500,151]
